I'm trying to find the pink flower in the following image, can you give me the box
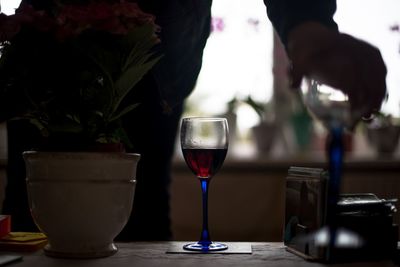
[211,17,225,33]
[390,24,399,32]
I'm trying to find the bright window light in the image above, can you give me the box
[0,0,21,15]
[185,0,273,118]
[335,0,400,117]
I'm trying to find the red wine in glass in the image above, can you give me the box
[182,148,227,179]
[180,117,229,252]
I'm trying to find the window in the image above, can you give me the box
[335,0,400,117]
[184,0,273,129]
[0,0,20,15]
[183,0,400,158]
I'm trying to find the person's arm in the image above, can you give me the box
[264,0,338,47]
[264,0,387,125]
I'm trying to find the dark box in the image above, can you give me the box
[284,166,398,262]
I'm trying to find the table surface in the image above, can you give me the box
[8,242,398,267]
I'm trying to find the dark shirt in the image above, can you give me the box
[138,0,212,108]
[264,0,338,47]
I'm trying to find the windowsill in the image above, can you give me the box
[1,152,400,171]
[173,136,400,172]
[172,152,400,172]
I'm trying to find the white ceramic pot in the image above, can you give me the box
[23,151,140,258]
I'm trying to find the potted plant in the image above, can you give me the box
[244,96,278,155]
[365,112,400,157]
[0,1,160,258]
[289,91,314,153]
[222,96,264,147]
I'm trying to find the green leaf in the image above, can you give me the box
[111,24,161,116]
[66,113,81,124]
[28,118,49,137]
[113,55,160,114]
[122,26,159,72]
[47,121,83,134]
[110,103,140,122]
[114,127,133,149]
[96,134,120,144]
[244,96,265,118]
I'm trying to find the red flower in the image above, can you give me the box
[0,3,59,42]
[0,13,21,41]
[0,1,160,42]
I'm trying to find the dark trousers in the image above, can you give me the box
[3,120,41,232]
[118,78,184,241]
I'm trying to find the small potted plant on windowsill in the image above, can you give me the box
[365,112,400,157]
[245,96,278,155]
[223,95,270,151]
[0,1,160,258]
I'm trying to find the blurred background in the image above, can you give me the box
[181,0,400,159]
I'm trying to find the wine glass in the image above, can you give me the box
[301,79,352,130]
[301,79,351,220]
[180,117,229,251]
[301,79,352,248]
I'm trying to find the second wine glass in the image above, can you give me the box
[301,79,351,249]
[180,117,229,251]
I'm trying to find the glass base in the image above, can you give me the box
[183,242,228,251]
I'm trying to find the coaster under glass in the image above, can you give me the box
[166,242,252,254]
[183,241,228,251]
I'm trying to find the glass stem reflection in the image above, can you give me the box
[199,178,211,246]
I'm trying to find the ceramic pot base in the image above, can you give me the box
[44,243,118,259]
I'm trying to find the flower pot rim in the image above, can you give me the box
[22,151,141,160]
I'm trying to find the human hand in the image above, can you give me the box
[287,22,387,126]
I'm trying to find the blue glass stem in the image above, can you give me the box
[326,126,344,254]
[199,178,211,246]
[326,126,344,226]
